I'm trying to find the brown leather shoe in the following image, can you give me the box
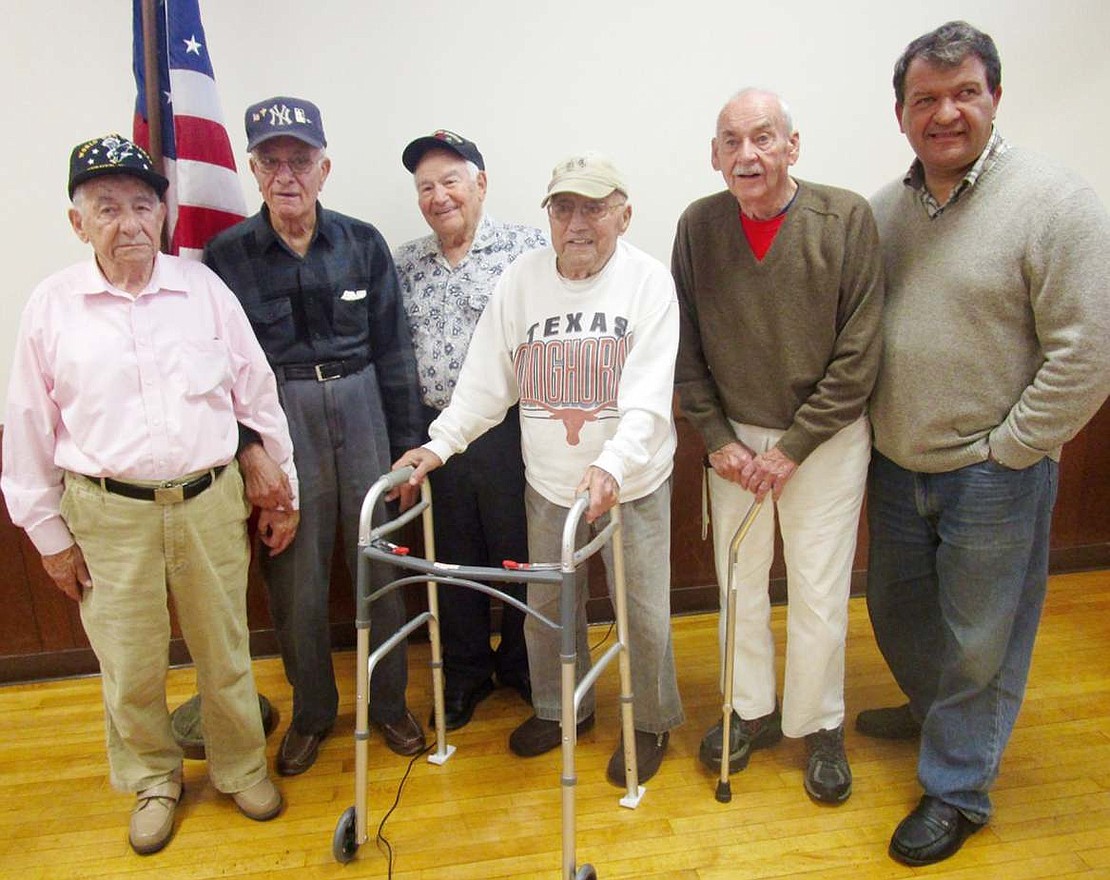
[509,713,596,758]
[129,771,183,855]
[276,725,329,776]
[373,708,426,756]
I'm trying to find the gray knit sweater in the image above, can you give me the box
[870,147,1110,472]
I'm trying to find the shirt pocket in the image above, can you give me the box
[244,297,295,351]
[178,339,233,398]
[333,287,369,338]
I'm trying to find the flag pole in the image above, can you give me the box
[139,0,169,252]
[140,0,164,173]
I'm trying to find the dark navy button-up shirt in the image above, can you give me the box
[204,203,422,451]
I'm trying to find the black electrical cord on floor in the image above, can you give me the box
[374,620,613,876]
[375,739,434,878]
[589,620,615,652]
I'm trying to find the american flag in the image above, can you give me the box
[132,0,246,260]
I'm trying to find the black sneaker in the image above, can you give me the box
[606,729,669,786]
[698,705,783,773]
[804,725,852,804]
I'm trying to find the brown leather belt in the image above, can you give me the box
[86,465,226,504]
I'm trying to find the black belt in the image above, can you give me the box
[276,354,370,382]
[87,465,226,504]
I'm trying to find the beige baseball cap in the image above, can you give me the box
[541,151,628,206]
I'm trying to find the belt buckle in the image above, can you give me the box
[154,483,185,504]
[315,362,342,382]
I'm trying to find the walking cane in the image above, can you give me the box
[715,496,763,803]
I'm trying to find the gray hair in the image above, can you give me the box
[721,88,796,136]
[893,21,1002,106]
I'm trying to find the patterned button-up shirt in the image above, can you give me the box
[394,214,547,410]
[904,128,1011,218]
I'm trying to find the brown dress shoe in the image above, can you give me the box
[276,725,329,776]
[606,729,669,786]
[129,771,183,855]
[373,708,426,756]
[509,713,595,757]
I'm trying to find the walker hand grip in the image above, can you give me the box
[378,466,415,492]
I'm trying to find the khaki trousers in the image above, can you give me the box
[62,464,267,794]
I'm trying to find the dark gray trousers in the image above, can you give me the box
[264,365,408,734]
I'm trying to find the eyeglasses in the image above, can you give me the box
[546,197,626,222]
[254,154,320,175]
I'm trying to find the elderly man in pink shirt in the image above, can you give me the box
[1,134,298,855]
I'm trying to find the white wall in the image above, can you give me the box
[3,0,1108,408]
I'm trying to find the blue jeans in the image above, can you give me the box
[866,451,1058,822]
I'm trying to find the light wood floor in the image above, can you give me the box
[1,571,1108,879]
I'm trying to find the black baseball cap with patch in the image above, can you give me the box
[402,129,485,172]
[67,134,169,199]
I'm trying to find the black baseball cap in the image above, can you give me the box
[402,129,485,172]
[67,134,169,199]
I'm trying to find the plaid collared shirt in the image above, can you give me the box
[904,129,1011,218]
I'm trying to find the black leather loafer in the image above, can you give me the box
[431,678,495,731]
[889,795,985,866]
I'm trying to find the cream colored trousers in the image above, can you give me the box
[708,416,870,738]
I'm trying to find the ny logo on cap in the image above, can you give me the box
[434,129,463,144]
[255,103,313,128]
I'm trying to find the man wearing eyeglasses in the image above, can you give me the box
[394,152,684,784]
[393,131,547,731]
[204,96,426,776]
[673,89,883,805]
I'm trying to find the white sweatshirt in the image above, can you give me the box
[425,239,678,506]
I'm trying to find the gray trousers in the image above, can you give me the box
[264,365,408,735]
[524,480,684,734]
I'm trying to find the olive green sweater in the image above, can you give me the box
[672,181,884,463]
[870,148,1110,472]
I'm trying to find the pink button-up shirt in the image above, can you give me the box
[2,253,298,555]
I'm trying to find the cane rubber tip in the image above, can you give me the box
[715,781,732,803]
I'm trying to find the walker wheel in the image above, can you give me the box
[333,806,358,863]
[575,865,598,880]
